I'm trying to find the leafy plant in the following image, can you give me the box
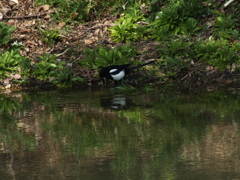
[159,56,186,78]
[151,0,205,41]
[33,54,65,80]
[159,38,193,59]
[35,0,90,22]
[51,67,84,87]
[156,38,192,80]
[0,50,26,78]
[81,45,138,69]
[215,29,240,40]
[41,29,61,45]
[213,14,239,40]
[0,23,15,47]
[194,39,240,70]
[36,0,155,22]
[214,15,235,31]
[32,54,83,87]
[109,5,148,43]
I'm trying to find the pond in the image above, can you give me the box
[0,88,240,180]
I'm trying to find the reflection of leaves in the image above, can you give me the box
[7,90,239,179]
[0,95,20,115]
[0,94,37,151]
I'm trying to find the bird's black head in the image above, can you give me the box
[99,67,112,86]
[100,67,112,80]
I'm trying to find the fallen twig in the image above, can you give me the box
[1,13,51,20]
[56,48,69,57]
[88,23,115,30]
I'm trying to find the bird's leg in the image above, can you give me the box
[120,79,127,86]
[101,78,106,87]
[114,80,120,87]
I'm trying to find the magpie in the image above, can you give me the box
[99,60,156,85]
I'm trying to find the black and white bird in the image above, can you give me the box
[99,60,156,85]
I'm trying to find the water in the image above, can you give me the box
[1,89,240,179]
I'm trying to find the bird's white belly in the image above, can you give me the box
[110,69,125,81]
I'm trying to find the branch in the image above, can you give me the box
[0,13,51,20]
[88,23,115,30]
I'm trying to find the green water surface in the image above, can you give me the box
[0,89,240,180]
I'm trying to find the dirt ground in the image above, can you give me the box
[1,0,239,91]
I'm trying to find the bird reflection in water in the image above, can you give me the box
[101,94,129,110]
[100,94,151,111]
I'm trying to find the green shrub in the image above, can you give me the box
[35,0,90,22]
[109,5,148,43]
[0,50,28,79]
[214,15,235,31]
[194,39,240,70]
[151,0,206,41]
[213,14,239,40]
[32,54,65,80]
[41,29,61,45]
[81,45,138,69]
[51,67,84,87]
[32,54,83,87]
[158,38,193,59]
[157,37,195,80]
[0,23,15,47]
[0,94,20,120]
[36,0,156,22]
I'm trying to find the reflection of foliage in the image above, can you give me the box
[118,108,145,123]
[1,90,239,178]
[0,94,37,151]
[35,91,210,178]
[0,95,20,120]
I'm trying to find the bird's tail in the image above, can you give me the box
[126,60,156,73]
